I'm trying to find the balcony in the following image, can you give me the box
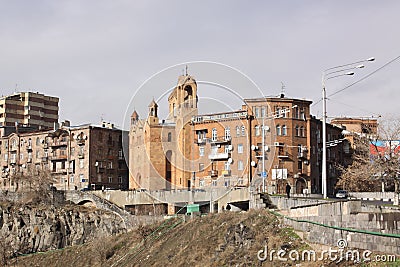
[49,154,67,161]
[297,152,307,159]
[208,137,231,144]
[278,151,290,159]
[222,170,231,176]
[77,139,86,146]
[52,168,67,174]
[208,153,230,160]
[196,138,207,145]
[50,141,68,147]
[209,170,218,177]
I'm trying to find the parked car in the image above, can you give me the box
[335,190,349,199]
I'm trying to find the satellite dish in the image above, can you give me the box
[228,158,233,164]
[251,161,257,167]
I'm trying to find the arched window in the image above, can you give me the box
[241,126,246,136]
[276,125,281,136]
[36,137,40,145]
[282,125,287,136]
[236,126,240,136]
[212,128,217,141]
[167,132,172,142]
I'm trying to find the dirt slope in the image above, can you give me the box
[10,210,356,267]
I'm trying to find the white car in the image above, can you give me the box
[335,190,348,198]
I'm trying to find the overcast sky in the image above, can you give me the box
[1,1,399,129]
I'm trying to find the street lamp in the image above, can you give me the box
[321,57,374,198]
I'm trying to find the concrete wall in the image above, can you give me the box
[270,197,400,255]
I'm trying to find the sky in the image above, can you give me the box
[0,1,399,130]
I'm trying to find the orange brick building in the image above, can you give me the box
[129,75,346,195]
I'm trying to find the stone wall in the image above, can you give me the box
[270,197,400,255]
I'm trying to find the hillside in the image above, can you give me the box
[10,210,355,267]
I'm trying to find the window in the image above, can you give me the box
[282,125,287,136]
[224,178,230,187]
[108,176,113,183]
[298,161,303,172]
[224,127,231,140]
[36,151,40,159]
[300,108,305,120]
[212,128,217,141]
[70,175,74,183]
[238,144,243,154]
[224,161,230,170]
[236,126,240,136]
[28,152,32,161]
[300,126,305,137]
[212,180,217,187]
[199,179,205,187]
[253,107,260,118]
[79,159,84,169]
[238,160,244,171]
[295,126,300,136]
[4,154,8,161]
[276,125,281,136]
[241,126,245,136]
[224,145,230,154]
[199,163,204,172]
[293,106,299,119]
[261,107,266,118]
[255,125,260,136]
[79,174,85,182]
[118,176,122,183]
[199,147,205,157]
[167,132,172,142]
[20,153,24,160]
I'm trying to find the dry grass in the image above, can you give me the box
[10,210,362,267]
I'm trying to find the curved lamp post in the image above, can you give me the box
[321,57,374,198]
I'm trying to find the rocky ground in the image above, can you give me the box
[7,209,369,267]
[0,202,126,264]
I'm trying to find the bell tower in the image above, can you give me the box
[168,74,198,121]
[147,99,159,125]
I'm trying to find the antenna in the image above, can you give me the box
[185,65,188,76]
[280,82,286,98]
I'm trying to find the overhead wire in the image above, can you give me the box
[312,55,400,109]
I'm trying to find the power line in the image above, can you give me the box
[312,54,400,107]
[328,55,400,98]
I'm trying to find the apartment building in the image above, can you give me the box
[0,122,128,191]
[0,92,59,129]
[129,74,347,195]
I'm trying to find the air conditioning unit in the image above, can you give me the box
[228,145,233,151]
[264,125,270,131]
[264,145,269,152]
[274,142,282,147]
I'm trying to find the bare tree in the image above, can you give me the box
[336,116,400,196]
[11,165,56,204]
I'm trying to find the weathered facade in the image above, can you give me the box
[0,122,128,191]
[0,92,59,129]
[129,75,346,195]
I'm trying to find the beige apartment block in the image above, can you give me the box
[0,121,128,191]
[0,92,59,129]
